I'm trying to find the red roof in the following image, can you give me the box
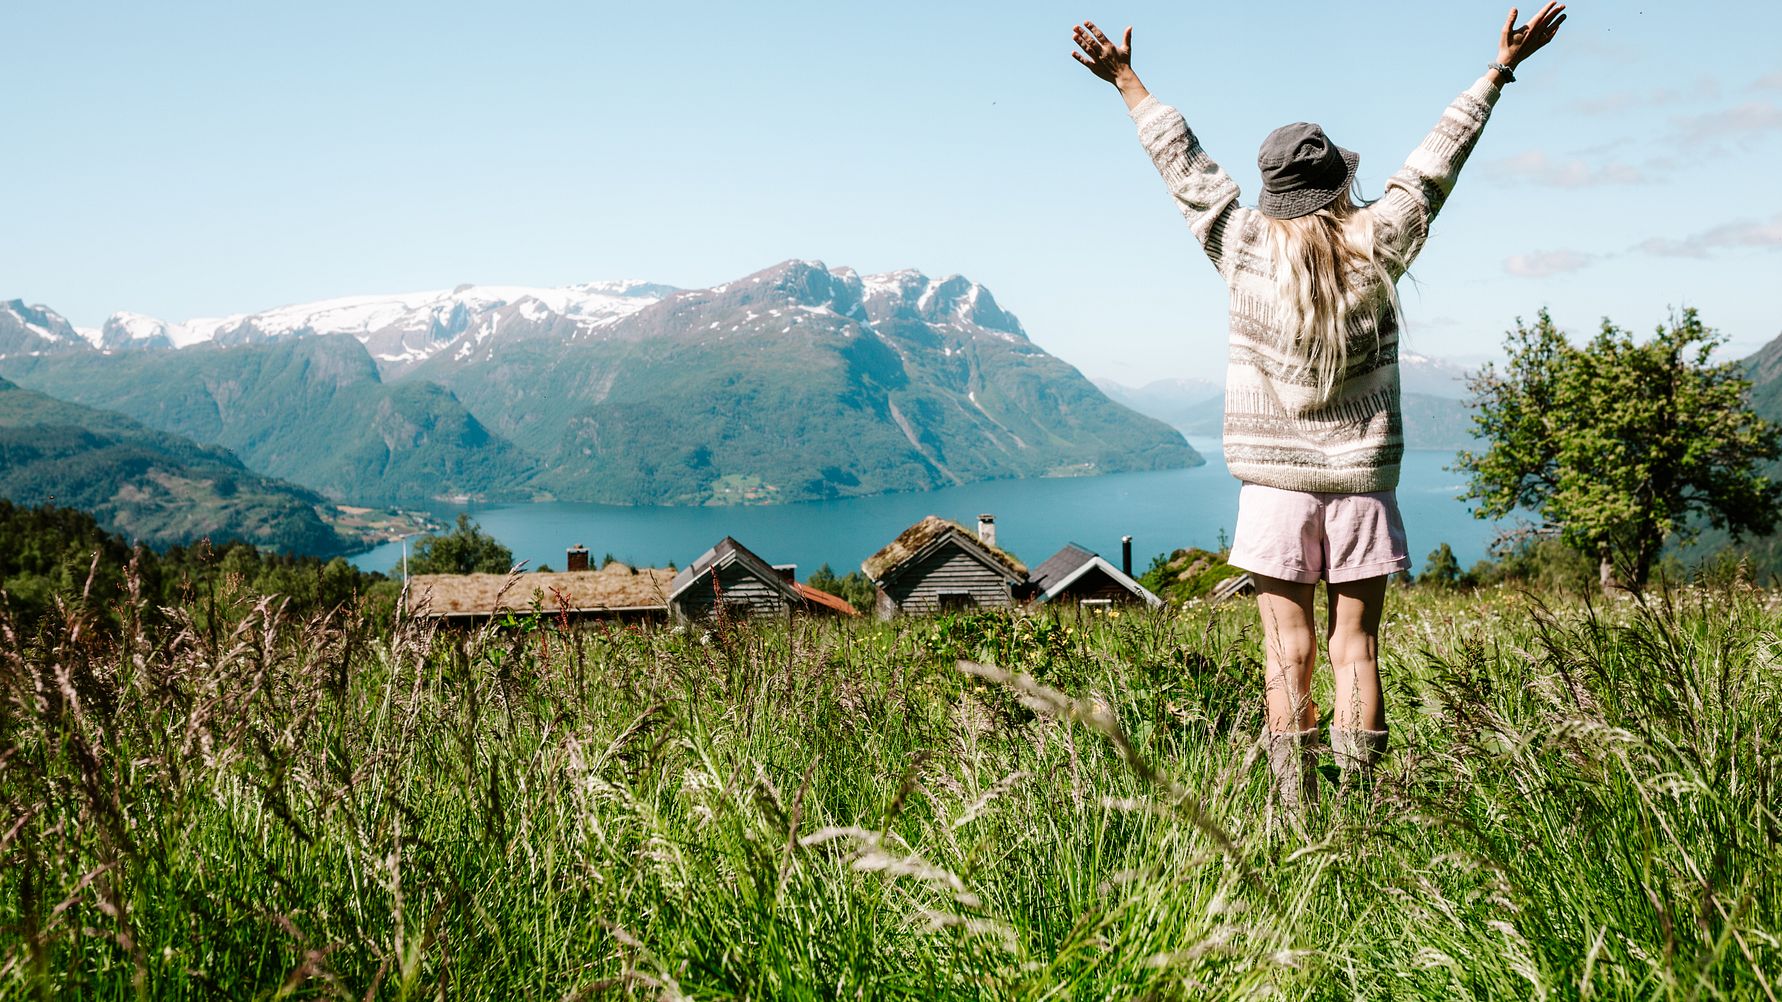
[793,582,861,617]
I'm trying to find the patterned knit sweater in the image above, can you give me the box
[1130,76,1502,493]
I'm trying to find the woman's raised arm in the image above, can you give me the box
[1375,4,1568,270]
[1073,21,1244,276]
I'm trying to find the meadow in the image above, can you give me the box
[3,571,1778,999]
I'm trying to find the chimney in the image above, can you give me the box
[977,513,996,548]
[772,563,797,583]
[1121,535,1133,577]
[566,545,590,572]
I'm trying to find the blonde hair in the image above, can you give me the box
[1264,188,1407,402]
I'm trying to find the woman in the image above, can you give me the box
[1071,6,1566,811]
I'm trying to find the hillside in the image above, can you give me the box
[3,262,1199,507]
[0,376,348,553]
[405,261,1199,504]
[1686,331,1782,575]
[1093,376,1223,430]
[1745,329,1782,418]
[7,555,1775,996]
[0,334,541,504]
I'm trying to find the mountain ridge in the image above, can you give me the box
[1,260,1200,507]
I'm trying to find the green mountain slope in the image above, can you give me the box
[1686,332,1782,575]
[1652,332,1782,576]
[1745,331,1782,419]
[4,261,1199,508]
[0,335,540,504]
[411,261,1201,505]
[0,376,347,553]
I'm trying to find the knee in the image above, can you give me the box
[1327,629,1378,670]
[1269,634,1318,672]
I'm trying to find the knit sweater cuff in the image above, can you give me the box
[1469,74,1504,109]
[1127,93,1166,126]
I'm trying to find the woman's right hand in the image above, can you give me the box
[1071,22,1134,85]
[1497,3,1567,70]
[1072,21,1150,110]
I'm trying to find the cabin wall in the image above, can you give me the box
[1054,568,1147,606]
[674,563,791,620]
[878,543,1013,618]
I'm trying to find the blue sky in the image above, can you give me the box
[6,1,1780,384]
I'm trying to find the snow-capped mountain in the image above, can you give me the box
[0,299,94,357]
[1,259,1199,507]
[85,280,678,374]
[1400,350,1473,399]
[5,266,1040,377]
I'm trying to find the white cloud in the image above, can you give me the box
[1503,250,1599,278]
[1488,150,1646,188]
[1570,77,1720,116]
[1636,215,1782,258]
[1672,101,1782,141]
[1753,71,1782,92]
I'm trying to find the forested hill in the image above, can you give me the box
[0,333,541,505]
[0,261,1198,507]
[0,376,347,554]
[1744,330,1782,419]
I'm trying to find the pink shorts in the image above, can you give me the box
[1227,483,1410,584]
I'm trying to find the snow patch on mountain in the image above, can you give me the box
[90,280,675,373]
[0,300,88,357]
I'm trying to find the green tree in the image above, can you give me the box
[805,563,876,613]
[1419,543,1466,589]
[405,514,515,575]
[1456,308,1781,591]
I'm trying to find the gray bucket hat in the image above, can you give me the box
[1257,122,1359,219]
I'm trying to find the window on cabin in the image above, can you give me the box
[1079,598,1114,610]
[938,592,975,612]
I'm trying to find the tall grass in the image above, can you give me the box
[2,572,1777,998]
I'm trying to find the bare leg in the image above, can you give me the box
[1254,575,1320,732]
[1327,574,1390,786]
[1325,575,1388,732]
[1254,574,1321,812]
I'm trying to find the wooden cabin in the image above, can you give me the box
[861,514,1028,620]
[408,562,675,624]
[1027,543,1162,610]
[1210,572,1256,602]
[670,536,807,621]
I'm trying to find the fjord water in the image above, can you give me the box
[350,446,1502,578]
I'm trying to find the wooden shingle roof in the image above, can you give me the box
[860,515,1027,583]
[1028,543,1098,594]
[1028,543,1161,607]
[669,536,802,603]
[410,563,675,618]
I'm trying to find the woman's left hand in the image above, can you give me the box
[1498,3,1567,70]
